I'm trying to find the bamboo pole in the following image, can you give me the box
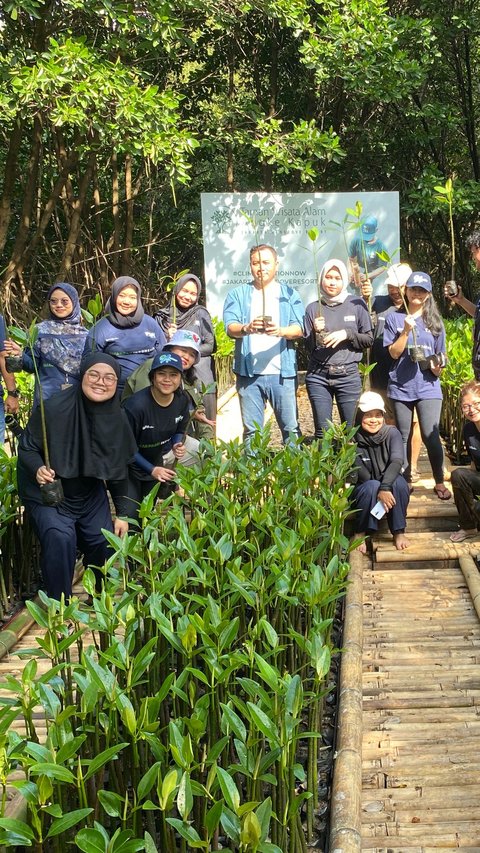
[329,549,364,853]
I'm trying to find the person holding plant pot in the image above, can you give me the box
[351,391,410,553]
[304,259,373,437]
[383,271,450,499]
[3,283,88,408]
[449,380,480,541]
[17,354,137,602]
[223,244,304,449]
[444,230,480,379]
[122,351,200,523]
[155,273,217,424]
[83,276,166,395]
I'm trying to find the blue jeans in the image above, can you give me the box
[306,367,362,437]
[236,374,299,446]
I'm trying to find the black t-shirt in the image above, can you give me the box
[464,420,480,470]
[123,386,190,480]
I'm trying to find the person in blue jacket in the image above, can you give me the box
[383,271,450,500]
[304,258,373,437]
[4,283,88,408]
[83,276,166,394]
[223,244,304,448]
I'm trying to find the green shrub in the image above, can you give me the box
[441,316,474,463]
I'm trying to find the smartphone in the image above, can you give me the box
[370,500,386,520]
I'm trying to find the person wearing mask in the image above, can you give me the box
[84,276,165,395]
[383,271,450,499]
[155,273,216,423]
[351,391,410,553]
[3,283,87,407]
[17,354,137,602]
[304,258,373,437]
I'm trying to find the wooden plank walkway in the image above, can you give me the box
[331,458,480,852]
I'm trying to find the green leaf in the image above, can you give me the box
[0,817,35,843]
[137,762,162,802]
[75,827,107,853]
[177,771,193,821]
[84,743,129,780]
[246,702,280,746]
[46,808,93,838]
[216,766,240,814]
[165,818,204,848]
[220,703,247,742]
[204,799,223,838]
[98,790,125,817]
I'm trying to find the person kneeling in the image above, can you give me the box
[122,352,200,523]
[351,391,410,553]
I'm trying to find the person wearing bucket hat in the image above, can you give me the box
[16,353,137,601]
[348,215,388,289]
[3,282,88,409]
[155,273,217,422]
[122,350,201,521]
[383,271,450,500]
[350,390,410,553]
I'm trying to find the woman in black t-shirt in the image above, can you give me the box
[450,380,480,542]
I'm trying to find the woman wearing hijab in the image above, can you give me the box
[3,283,88,407]
[17,353,137,601]
[155,273,216,422]
[351,391,410,553]
[304,259,373,437]
[83,276,166,394]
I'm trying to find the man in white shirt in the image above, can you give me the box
[223,244,305,448]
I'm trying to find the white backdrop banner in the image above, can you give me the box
[200,191,400,319]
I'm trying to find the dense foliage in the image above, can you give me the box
[1,0,480,319]
[0,430,356,851]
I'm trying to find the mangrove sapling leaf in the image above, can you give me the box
[83,743,129,781]
[0,817,35,845]
[98,789,125,818]
[434,176,456,280]
[165,818,205,848]
[220,703,247,743]
[75,826,108,853]
[220,805,242,845]
[46,807,93,838]
[204,798,223,839]
[241,810,262,848]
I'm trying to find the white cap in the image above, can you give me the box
[385,263,413,287]
[358,391,386,413]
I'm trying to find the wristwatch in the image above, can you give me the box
[7,389,19,397]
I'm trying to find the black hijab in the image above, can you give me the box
[106,276,145,329]
[156,273,202,333]
[26,353,137,480]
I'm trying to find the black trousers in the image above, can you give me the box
[26,483,113,601]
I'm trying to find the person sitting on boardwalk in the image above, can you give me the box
[450,380,480,542]
[351,391,410,553]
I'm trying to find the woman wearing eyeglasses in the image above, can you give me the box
[449,381,480,541]
[3,283,88,408]
[17,354,137,601]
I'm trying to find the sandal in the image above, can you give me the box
[450,529,477,542]
[433,484,451,501]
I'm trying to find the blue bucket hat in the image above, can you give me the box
[406,271,432,292]
[148,351,184,381]
[361,215,378,240]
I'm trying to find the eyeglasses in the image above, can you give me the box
[85,370,118,386]
[461,402,480,413]
[49,298,71,307]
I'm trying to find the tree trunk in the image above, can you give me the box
[0,118,24,256]
[110,152,121,277]
[57,151,96,281]
[92,158,110,294]
[124,153,133,271]
[226,41,235,191]
[263,29,278,192]
[2,115,43,316]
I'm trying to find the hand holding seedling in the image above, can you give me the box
[403,315,416,334]
[3,339,22,356]
[314,316,325,332]
[114,518,128,538]
[322,329,348,348]
[172,442,186,460]
[36,465,55,485]
[166,323,177,340]
[361,280,373,300]
[151,465,176,483]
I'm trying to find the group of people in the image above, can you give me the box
[2,225,480,600]
[223,230,480,552]
[0,275,216,601]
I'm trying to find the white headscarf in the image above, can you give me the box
[318,259,349,307]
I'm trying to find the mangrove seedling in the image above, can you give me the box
[434,177,457,299]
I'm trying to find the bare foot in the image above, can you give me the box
[449,528,477,542]
[352,535,368,554]
[393,532,409,550]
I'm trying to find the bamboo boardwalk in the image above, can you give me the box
[331,458,480,853]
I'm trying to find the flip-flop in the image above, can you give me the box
[434,484,451,501]
[450,529,477,542]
